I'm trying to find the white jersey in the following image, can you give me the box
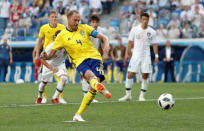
[91,26,105,49]
[128,24,157,58]
[45,42,67,67]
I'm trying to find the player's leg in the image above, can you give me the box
[52,74,67,104]
[53,73,67,104]
[42,74,56,103]
[107,61,113,83]
[139,73,148,101]
[139,57,152,101]
[118,71,134,102]
[73,59,111,121]
[81,77,89,96]
[36,66,52,104]
[52,64,68,104]
[119,62,124,83]
[81,77,99,103]
[119,58,139,102]
[113,62,118,83]
[36,81,48,104]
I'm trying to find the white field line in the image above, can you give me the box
[0,97,204,108]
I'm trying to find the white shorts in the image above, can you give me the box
[41,63,67,82]
[128,56,152,73]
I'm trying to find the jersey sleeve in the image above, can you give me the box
[85,24,98,38]
[39,26,45,38]
[128,27,135,41]
[151,31,157,44]
[52,34,64,51]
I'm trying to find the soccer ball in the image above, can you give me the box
[158,93,175,110]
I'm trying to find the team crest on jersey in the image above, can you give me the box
[68,38,71,40]
[147,32,152,41]
[80,30,85,38]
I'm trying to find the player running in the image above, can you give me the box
[119,12,159,102]
[33,10,67,104]
[41,10,111,122]
[36,30,68,104]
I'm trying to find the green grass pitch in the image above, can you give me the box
[0,83,204,131]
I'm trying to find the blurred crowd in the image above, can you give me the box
[119,0,204,39]
[0,0,116,41]
[0,0,203,41]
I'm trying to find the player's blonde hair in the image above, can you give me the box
[49,10,57,16]
[67,10,79,18]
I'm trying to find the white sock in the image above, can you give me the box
[81,78,89,97]
[125,78,133,96]
[38,82,47,98]
[140,79,148,97]
[52,76,67,99]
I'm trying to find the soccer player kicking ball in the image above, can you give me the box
[36,30,68,104]
[119,12,159,102]
[81,14,109,103]
[41,10,111,122]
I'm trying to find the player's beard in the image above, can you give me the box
[73,25,78,31]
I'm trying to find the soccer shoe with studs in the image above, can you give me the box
[41,98,47,103]
[96,83,112,99]
[35,97,42,104]
[118,95,132,102]
[59,98,67,104]
[52,98,59,104]
[73,114,85,122]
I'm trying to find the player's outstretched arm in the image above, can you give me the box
[34,37,44,63]
[125,40,134,61]
[40,58,58,73]
[153,43,159,64]
[42,49,57,60]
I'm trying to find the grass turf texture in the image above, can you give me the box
[0,83,204,131]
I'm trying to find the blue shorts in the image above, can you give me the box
[65,57,73,69]
[103,60,113,71]
[77,58,105,82]
[116,61,124,71]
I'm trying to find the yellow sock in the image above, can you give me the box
[59,91,64,99]
[89,79,98,91]
[54,74,60,83]
[107,69,112,83]
[76,91,96,115]
[119,72,124,83]
[71,69,76,83]
[105,73,108,83]
[113,67,118,83]
[42,86,48,98]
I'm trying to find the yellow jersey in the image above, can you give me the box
[39,24,65,50]
[52,24,102,67]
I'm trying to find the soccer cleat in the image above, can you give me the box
[36,97,42,104]
[52,98,59,104]
[73,114,85,122]
[96,83,112,99]
[139,95,146,101]
[59,98,67,104]
[118,95,132,102]
[91,99,99,103]
[41,98,47,103]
